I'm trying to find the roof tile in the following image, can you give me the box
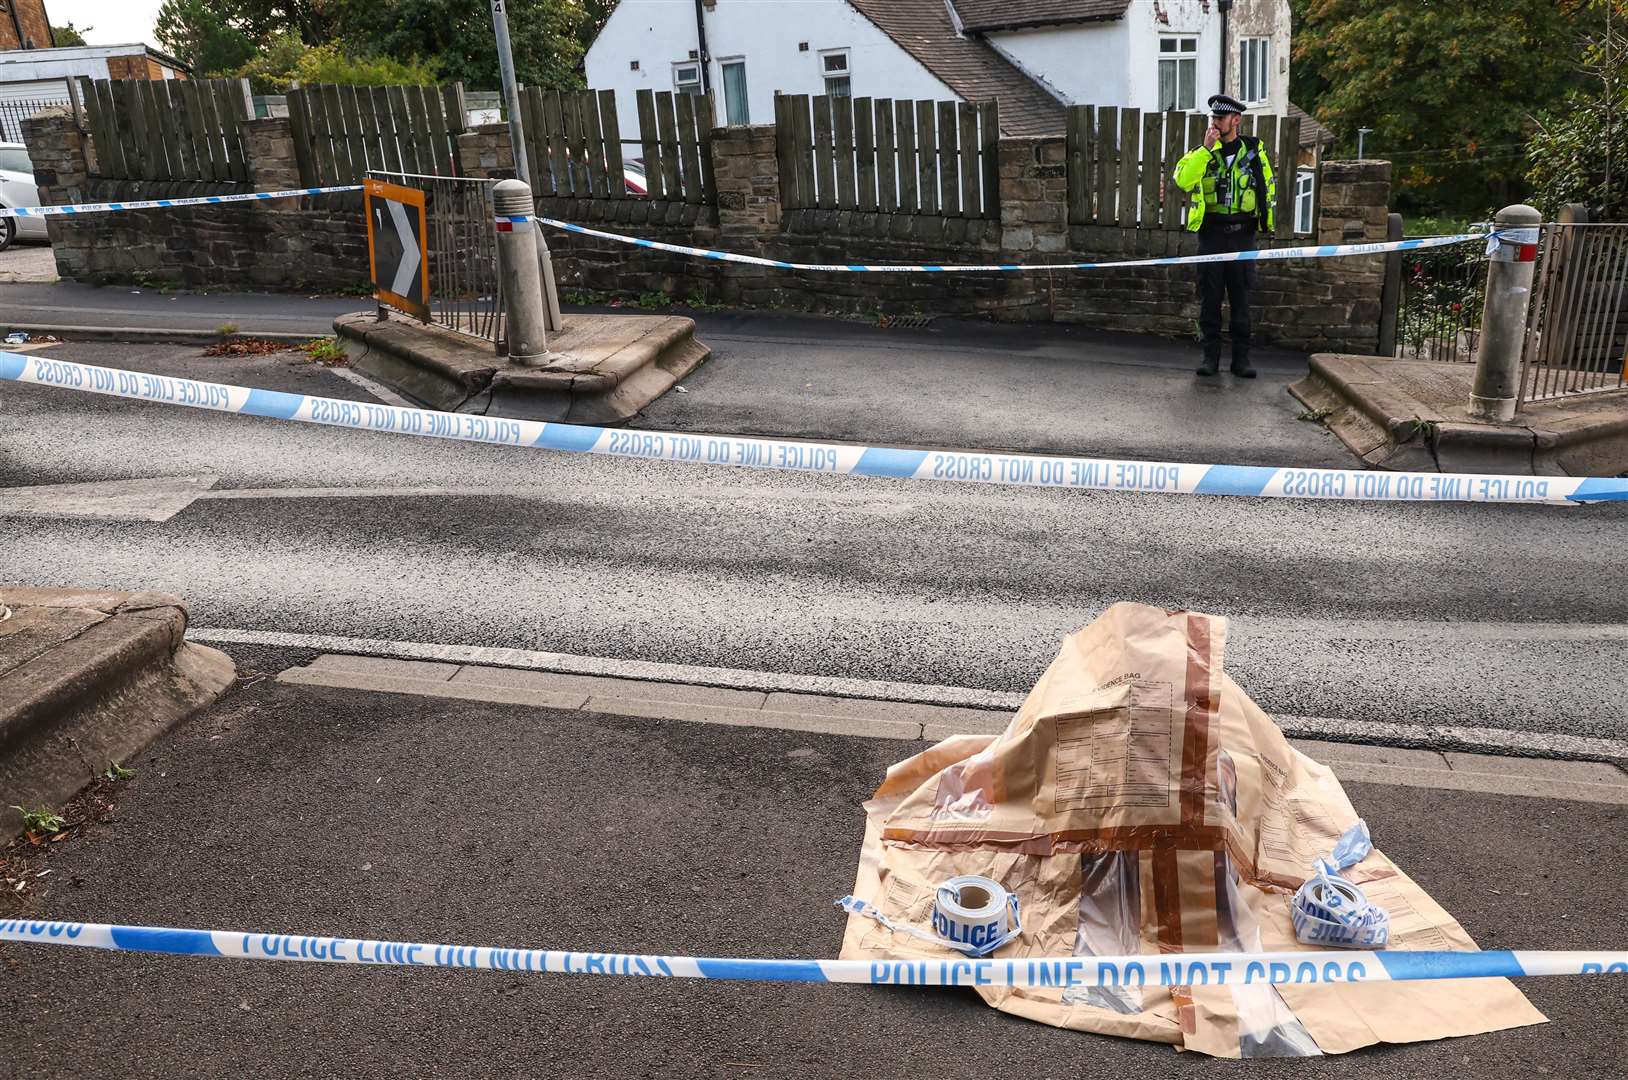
[951,1,1130,34]
[844,0,1068,137]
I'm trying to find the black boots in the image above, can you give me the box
[1197,354,1255,378]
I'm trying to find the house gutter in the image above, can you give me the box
[692,0,712,93]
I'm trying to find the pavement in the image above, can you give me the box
[0,242,57,284]
[2,663,1624,1077]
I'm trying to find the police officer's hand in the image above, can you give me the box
[1204,124,1220,150]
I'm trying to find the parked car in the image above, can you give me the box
[0,143,47,253]
[623,158,647,196]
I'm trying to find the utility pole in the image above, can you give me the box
[490,0,562,332]
[1357,127,1373,161]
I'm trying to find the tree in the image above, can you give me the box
[1291,0,1589,214]
[155,0,345,75]
[51,23,90,46]
[334,0,586,90]
[155,0,261,76]
[1527,2,1628,217]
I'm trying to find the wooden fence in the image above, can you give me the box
[79,77,254,183]
[287,83,468,185]
[774,94,999,219]
[517,87,714,203]
[1065,106,1302,238]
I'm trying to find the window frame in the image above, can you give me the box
[720,57,750,125]
[1240,37,1270,105]
[672,61,703,96]
[1157,36,1198,112]
[1294,168,1315,235]
[819,48,852,98]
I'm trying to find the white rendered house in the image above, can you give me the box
[585,0,1297,137]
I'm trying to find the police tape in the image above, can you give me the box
[838,876,1023,958]
[1292,821,1391,949]
[529,216,1485,272]
[2,919,1624,988]
[0,185,364,219]
[4,353,1625,505]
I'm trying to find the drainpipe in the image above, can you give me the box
[1217,0,1233,95]
[693,0,713,93]
[6,5,26,51]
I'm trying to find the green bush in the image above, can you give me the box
[237,34,439,95]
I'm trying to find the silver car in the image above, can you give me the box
[0,142,47,253]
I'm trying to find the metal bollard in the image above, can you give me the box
[492,178,549,365]
[1469,204,1543,422]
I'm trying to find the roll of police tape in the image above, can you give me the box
[1293,870,1391,949]
[0,185,364,219]
[3,353,1626,505]
[837,876,1022,958]
[932,876,1022,957]
[532,215,1486,273]
[2,919,1624,988]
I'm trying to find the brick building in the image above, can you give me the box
[0,0,54,51]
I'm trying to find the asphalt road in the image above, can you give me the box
[2,339,1625,749]
[2,672,1624,1078]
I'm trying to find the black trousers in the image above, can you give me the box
[1196,219,1258,362]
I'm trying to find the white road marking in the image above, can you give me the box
[186,627,1628,764]
[0,475,219,521]
[325,365,416,407]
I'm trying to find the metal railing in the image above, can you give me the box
[0,98,70,143]
[1520,223,1628,404]
[1394,240,1487,363]
[370,171,505,350]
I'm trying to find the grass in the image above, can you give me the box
[103,761,135,782]
[216,322,239,338]
[302,337,348,366]
[10,806,65,836]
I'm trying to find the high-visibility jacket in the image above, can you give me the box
[1173,135,1276,233]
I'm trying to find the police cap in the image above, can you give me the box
[1207,94,1246,116]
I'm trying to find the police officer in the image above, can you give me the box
[1173,93,1276,378]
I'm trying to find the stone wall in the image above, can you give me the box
[23,112,369,292]
[26,108,1394,352]
[458,123,1393,353]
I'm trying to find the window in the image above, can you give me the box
[673,62,703,96]
[721,60,750,125]
[1240,38,1270,105]
[820,49,851,97]
[1295,168,1315,235]
[1158,37,1197,112]
[0,147,32,175]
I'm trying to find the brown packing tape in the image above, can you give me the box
[839,602,1546,1056]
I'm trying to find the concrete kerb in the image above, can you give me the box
[335,309,710,424]
[0,588,235,842]
[1293,352,1628,475]
[275,654,1628,802]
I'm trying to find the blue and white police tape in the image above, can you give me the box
[0,185,364,219]
[5,353,1625,506]
[530,216,1483,273]
[2,919,1624,987]
[838,875,1023,958]
[1292,821,1391,949]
